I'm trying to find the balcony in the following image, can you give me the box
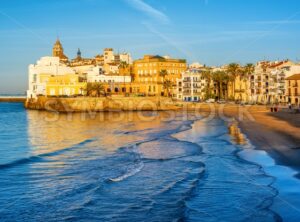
[286,93,299,96]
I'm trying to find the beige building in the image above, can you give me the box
[133,55,187,96]
[286,74,300,105]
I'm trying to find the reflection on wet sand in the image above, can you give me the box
[228,122,246,145]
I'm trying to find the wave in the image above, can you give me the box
[0,138,96,170]
[0,155,44,170]
[171,118,282,222]
[108,162,144,182]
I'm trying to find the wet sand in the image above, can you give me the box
[219,105,300,175]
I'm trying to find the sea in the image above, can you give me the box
[0,102,300,222]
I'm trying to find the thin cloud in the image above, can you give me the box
[252,20,300,25]
[124,0,170,24]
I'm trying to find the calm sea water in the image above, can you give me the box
[0,102,299,221]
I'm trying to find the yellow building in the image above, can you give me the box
[43,74,86,97]
[286,74,300,105]
[227,76,250,102]
[133,55,187,96]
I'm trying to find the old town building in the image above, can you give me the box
[176,67,208,102]
[27,57,85,98]
[286,74,300,105]
[133,55,187,96]
[52,38,69,63]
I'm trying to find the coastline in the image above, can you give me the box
[0,97,26,103]
[223,106,300,175]
[24,97,300,176]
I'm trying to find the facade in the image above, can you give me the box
[229,75,250,102]
[103,63,120,74]
[249,60,300,104]
[286,74,300,105]
[177,68,207,102]
[45,74,86,97]
[103,48,132,65]
[87,66,131,83]
[133,55,187,97]
[27,57,76,98]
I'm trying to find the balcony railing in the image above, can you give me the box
[235,89,245,93]
[286,93,299,96]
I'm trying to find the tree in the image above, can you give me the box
[119,61,129,74]
[119,61,129,95]
[242,63,255,102]
[226,63,241,100]
[159,69,168,96]
[163,80,172,98]
[212,71,229,100]
[202,69,213,99]
[87,82,105,97]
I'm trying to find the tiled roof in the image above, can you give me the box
[286,74,300,80]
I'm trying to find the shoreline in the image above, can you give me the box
[23,97,300,177]
[222,106,300,177]
[0,97,26,103]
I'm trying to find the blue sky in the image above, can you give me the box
[1,0,300,94]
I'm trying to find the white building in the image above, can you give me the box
[87,66,131,83]
[103,48,115,64]
[177,68,207,102]
[103,48,132,65]
[27,56,75,98]
[249,60,300,104]
[189,62,205,69]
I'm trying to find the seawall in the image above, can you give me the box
[24,96,184,112]
[0,97,26,103]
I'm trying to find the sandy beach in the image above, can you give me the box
[218,105,300,176]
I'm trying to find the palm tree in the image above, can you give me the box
[202,70,213,99]
[212,71,229,100]
[119,61,129,95]
[226,63,241,100]
[87,82,94,97]
[163,80,172,98]
[87,82,105,97]
[242,63,255,102]
[159,69,168,96]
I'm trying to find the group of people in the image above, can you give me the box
[288,103,300,113]
[269,103,300,113]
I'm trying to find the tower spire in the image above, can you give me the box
[52,38,68,63]
[77,48,81,58]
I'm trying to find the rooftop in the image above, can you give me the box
[286,74,300,80]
